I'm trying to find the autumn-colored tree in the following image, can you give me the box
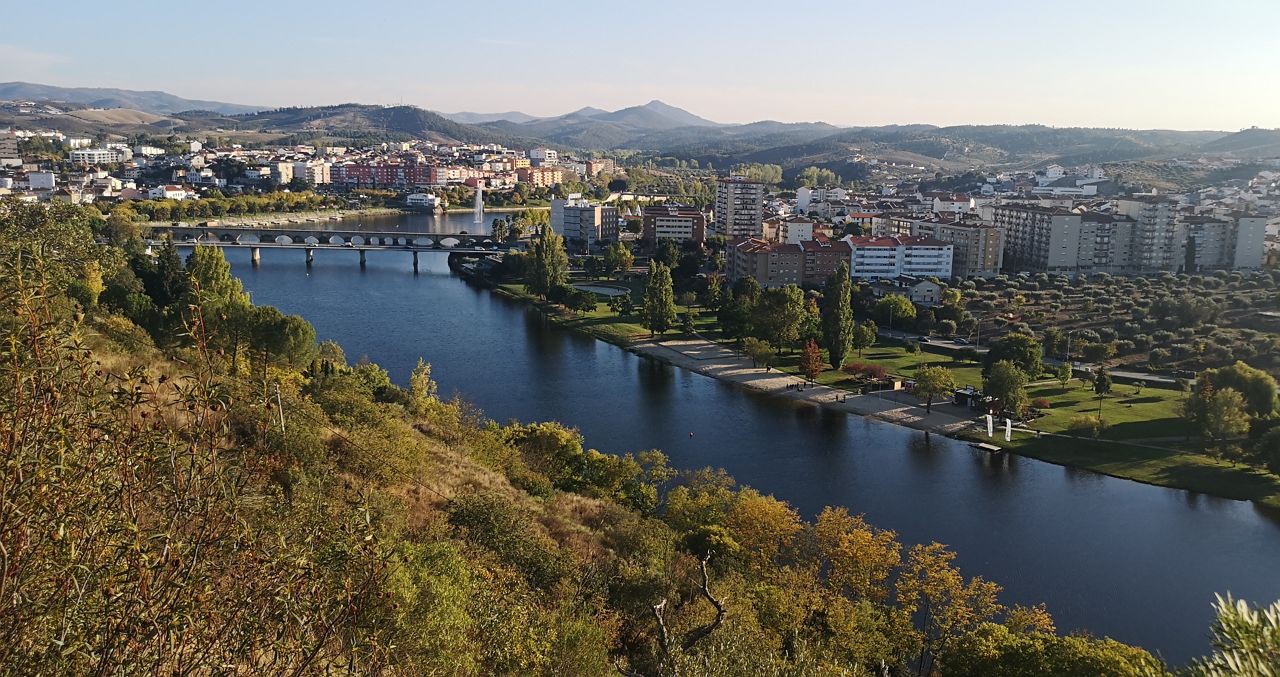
[897,543,1004,676]
[799,339,824,383]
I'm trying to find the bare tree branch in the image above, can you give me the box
[680,553,727,652]
[652,598,670,655]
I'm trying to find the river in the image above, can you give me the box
[223,232,1280,664]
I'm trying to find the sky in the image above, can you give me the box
[2,0,1278,131]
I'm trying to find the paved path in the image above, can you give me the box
[631,338,979,436]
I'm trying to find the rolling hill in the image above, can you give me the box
[0,82,264,115]
[1198,127,1280,157]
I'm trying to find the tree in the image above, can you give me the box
[700,275,725,310]
[1201,361,1278,418]
[1093,368,1112,423]
[491,218,509,243]
[1056,362,1074,391]
[753,285,805,351]
[821,262,855,370]
[799,339,823,383]
[944,623,1162,676]
[525,226,568,298]
[682,307,700,335]
[742,337,774,369]
[874,294,916,329]
[852,320,877,357]
[1081,342,1116,364]
[982,333,1043,378]
[1190,387,1251,443]
[642,261,677,337]
[602,242,633,278]
[896,543,1003,677]
[984,361,1029,416]
[915,365,957,414]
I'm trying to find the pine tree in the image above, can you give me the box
[821,262,854,370]
[642,261,677,337]
[525,226,568,298]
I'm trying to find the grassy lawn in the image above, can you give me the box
[497,283,709,347]
[973,431,1280,509]
[1026,382,1191,441]
[764,340,986,390]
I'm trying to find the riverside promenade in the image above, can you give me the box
[631,338,978,436]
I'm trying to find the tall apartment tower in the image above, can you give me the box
[991,204,1085,274]
[1115,197,1183,273]
[714,177,766,238]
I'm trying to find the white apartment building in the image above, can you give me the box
[293,161,332,184]
[843,235,953,280]
[550,194,619,251]
[528,147,558,166]
[778,216,815,244]
[796,185,848,210]
[714,176,766,238]
[69,147,129,164]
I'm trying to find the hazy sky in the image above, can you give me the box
[2,0,1278,130]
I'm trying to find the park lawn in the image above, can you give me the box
[975,431,1280,509]
[497,283,713,347]
[1026,383,1192,441]
[761,341,986,391]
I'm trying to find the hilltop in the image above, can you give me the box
[0,81,264,115]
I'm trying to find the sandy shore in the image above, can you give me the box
[629,337,979,437]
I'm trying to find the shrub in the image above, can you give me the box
[1066,415,1106,438]
[841,361,888,379]
[1032,397,1051,409]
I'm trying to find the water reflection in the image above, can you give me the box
[226,245,1280,664]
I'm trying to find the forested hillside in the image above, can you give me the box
[0,198,1273,675]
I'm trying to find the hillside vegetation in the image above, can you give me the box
[0,198,1274,675]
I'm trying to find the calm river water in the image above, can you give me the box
[224,219,1280,664]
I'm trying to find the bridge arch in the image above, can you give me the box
[438,237,460,249]
[328,235,344,245]
[275,235,294,245]
[304,236,320,245]
[350,235,365,246]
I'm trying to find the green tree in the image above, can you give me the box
[983,333,1043,378]
[753,285,806,351]
[915,365,957,414]
[742,337,775,369]
[821,262,854,370]
[1056,363,1074,391]
[853,320,877,357]
[602,242,633,277]
[944,623,1163,677]
[1199,388,1251,442]
[642,261,677,337]
[1201,361,1278,418]
[874,294,916,329]
[1093,368,1112,422]
[525,226,569,298]
[984,360,1029,416]
[1081,342,1116,364]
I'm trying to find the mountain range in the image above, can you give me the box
[3,82,1278,168]
[0,82,264,115]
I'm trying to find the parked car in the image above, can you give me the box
[953,338,969,345]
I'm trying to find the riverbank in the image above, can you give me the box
[444,205,550,213]
[492,282,1280,509]
[142,206,407,228]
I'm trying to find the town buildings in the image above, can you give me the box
[550,194,618,251]
[844,235,953,280]
[714,176,765,238]
[641,205,707,244]
[909,216,1006,279]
